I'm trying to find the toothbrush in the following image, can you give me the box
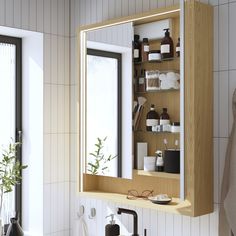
[164,138,168,150]
[175,140,179,150]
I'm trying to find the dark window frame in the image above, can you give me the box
[0,35,22,224]
[87,49,122,177]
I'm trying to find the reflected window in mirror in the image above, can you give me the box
[86,49,122,177]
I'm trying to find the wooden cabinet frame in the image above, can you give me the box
[78,1,213,217]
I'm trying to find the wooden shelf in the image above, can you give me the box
[79,191,191,215]
[134,57,179,65]
[134,170,180,180]
[134,130,180,134]
[135,88,180,94]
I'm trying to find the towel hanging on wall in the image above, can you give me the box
[219,89,236,236]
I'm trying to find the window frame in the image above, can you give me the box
[0,35,22,224]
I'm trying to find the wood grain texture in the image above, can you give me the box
[78,5,180,32]
[135,170,180,179]
[184,1,213,216]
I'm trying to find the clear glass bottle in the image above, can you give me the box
[133,34,141,63]
[160,108,170,125]
[146,104,159,131]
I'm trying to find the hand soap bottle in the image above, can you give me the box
[160,28,174,59]
[105,214,120,236]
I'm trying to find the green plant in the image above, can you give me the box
[0,141,27,216]
[87,137,117,175]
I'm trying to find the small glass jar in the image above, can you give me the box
[148,50,161,62]
[171,122,180,133]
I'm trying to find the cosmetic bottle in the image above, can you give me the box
[160,28,174,59]
[176,37,180,57]
[155,150,164,172]
[141,38,149,62]
[133,34,141,63]
[138,69,146,92]
[146,104,159,131]
[160,108,170,125]
[105,214,120,236]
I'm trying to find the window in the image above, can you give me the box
[86,49,122,177]
[0,35,22,224]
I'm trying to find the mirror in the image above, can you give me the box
[82,23,133,179]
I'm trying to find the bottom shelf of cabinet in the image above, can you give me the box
[134,170,180,180]
[78,191,191,215]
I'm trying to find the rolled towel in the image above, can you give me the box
[159,73,166,81]
[166,72,176,79]
[77,216,88,236]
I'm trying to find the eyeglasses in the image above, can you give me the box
[127,189,154,200]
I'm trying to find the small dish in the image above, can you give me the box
[148,194,172,205]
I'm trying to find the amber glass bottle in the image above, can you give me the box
[133,34,141,63]
[160,108,170,125]
[146,104,159,131]
[176,37,180,57]
[160,28,174,59]
[141,38,149,62]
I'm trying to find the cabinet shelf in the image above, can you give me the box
[134,130,180,134]
[134,57,179,65]
[135,88,180,94]
[134,170,180,180]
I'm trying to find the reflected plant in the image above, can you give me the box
[87,137,117,175]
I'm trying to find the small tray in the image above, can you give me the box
[148,195,172,205]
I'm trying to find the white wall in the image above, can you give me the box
[71,0,236,235]
[0,1,70,235]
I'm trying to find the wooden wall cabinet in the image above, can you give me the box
[78,1,213,217]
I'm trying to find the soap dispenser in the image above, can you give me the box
[105,214,120,236]
[160,28,174,59]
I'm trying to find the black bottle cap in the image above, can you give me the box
[163,107,167,112]
[143,38,149,43]
[150,104,155,110]
[134,34,140,41]
[172,122,180,126]
[178,37,180,41]
[163,28,170,37]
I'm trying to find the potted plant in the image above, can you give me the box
[0,141,27,236]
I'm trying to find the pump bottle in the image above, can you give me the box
[160,28,174,59]
[105,214,120,236]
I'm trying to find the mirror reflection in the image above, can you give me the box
[85,23,133,179]
[83,12,181,181]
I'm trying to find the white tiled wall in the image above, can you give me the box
[0,0,70,235]
[70,0,236,235]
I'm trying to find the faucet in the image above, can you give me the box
[117,207,139,236]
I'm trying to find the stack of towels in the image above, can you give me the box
[159,72,180,90]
